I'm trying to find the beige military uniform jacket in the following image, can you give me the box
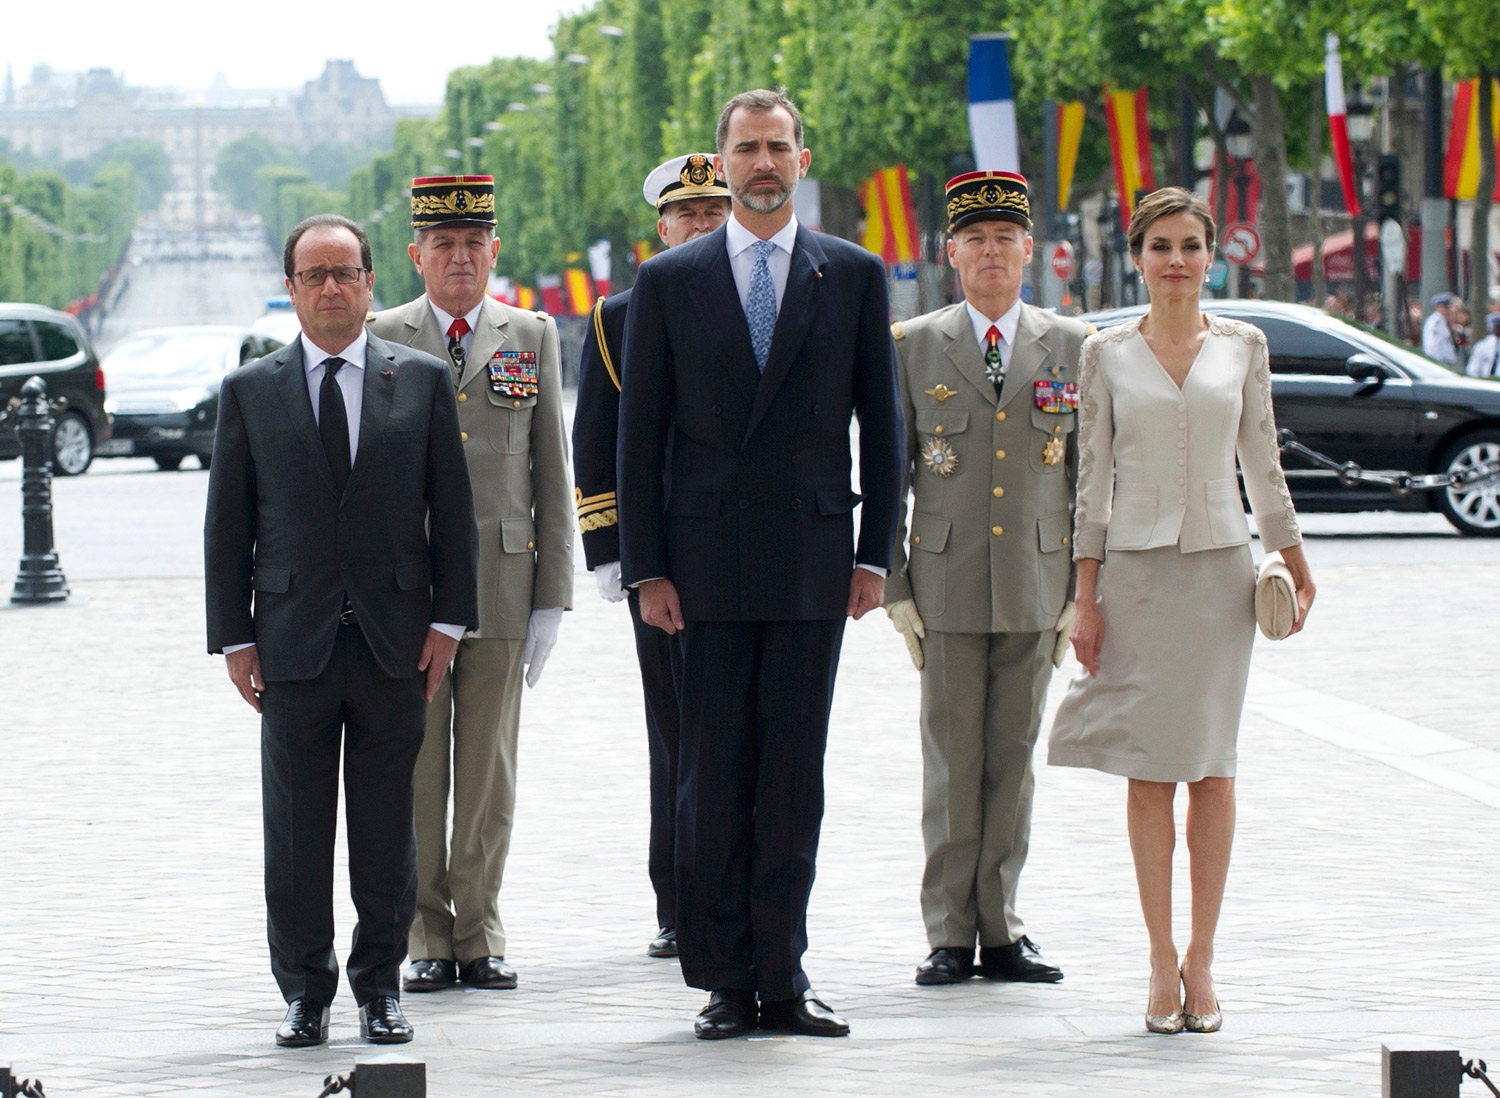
[370,295,573,638]
[884,302,1092,634]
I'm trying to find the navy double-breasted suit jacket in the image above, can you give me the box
[617,224,903,621]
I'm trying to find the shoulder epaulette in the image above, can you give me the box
[535,310,549,321]
[365,311,377,323]
[891,321,906,341]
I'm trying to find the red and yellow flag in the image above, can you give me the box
[1445,78,1500,202]
[633,240,658,266]
[563,268,594,316]
[859,164,921,265]
[1056,101,1086,211]
[1104,84,1157,228]
[516,286,537,311]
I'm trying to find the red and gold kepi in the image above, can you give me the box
[410,175,496,229]
[945,170,1031,232]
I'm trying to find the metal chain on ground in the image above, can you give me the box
[316,1073,354,1098]
[1278,429,1500,497]
[1464,1058,1500,1097]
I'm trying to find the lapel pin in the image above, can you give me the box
[383,369,394,377]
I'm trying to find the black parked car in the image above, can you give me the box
[1081,300,1500,536]
[97,326,287,470]
[0,303,111,475]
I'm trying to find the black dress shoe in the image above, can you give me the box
[459,956,518,989]
[275,999,329,1047]
[647,927,678,958]
[978,936,1063,983]
[402,958,458,993]
[694,988,756,1040]
[757,989,850,1037]
[359,995,414,1044]
[915,947,974,985]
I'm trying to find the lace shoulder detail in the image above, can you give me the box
[1090,317,1140,346]
[1205,312,1266,348]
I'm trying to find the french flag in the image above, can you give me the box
[1325,35,1361,216]
[968,34,1020,173]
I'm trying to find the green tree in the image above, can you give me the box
[216,134,295,213]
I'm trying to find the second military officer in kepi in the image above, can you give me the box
[571,153,731,960]
[884,171,1091,988]
[370,174,574,994]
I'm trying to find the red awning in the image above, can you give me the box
[1260,221,1422,283]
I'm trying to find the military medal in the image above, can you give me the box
[921,436,958,477]
[1033,379,1079,414]
[1042,436,1066,466]
[489,351,539,398]
[925,384,958,404]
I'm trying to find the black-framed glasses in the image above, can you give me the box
[293,265,369,287]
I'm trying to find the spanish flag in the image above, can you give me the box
[633,240,658,266]
[1104,84,1157,228]
[1444,78,1500,202]
[563,268,594,316]
[1055,101,1086,212]
[516,286,537,311]
[859,164,921,265]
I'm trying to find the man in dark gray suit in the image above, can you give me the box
[205,214,478,1048]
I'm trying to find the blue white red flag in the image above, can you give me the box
[968,34,1020,173]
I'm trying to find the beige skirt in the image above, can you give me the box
[1047,543,1255,782]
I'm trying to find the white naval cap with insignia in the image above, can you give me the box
[643,153,732,210]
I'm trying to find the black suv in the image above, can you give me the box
[0,303,111,475]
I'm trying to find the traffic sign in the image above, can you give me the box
[1049,241,1074,281]
[1222,221,1261,266]
[1380,219,1406,276]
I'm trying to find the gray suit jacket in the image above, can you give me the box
[371,295,573,639]
[884,302,1091,634]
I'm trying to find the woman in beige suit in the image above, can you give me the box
[1047,188,1315,1034]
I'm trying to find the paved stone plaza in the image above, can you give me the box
[2,479,1498,1095]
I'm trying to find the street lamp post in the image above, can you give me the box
[1225,114,1254,299]
[1345,84,1375,323]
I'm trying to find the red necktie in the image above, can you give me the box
[446,317,470,372]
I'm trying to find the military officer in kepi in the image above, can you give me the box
[571,153,731,958]
[370,174,573,995]
[884,170,1092,989]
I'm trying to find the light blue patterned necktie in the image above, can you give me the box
[747,239,778,372]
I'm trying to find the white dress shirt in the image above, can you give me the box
[428,300,484,358]
[965,298,1023,363]
[1422,311,1457,365]
[725,212,798,312]
[1466,332,1498,378]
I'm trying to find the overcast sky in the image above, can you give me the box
[3,1,586,105]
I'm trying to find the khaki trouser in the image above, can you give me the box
[919,629,1054,950]
[408,636,524,964]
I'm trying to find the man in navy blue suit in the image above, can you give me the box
[617,89,903,1040]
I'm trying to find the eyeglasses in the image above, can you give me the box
[292,265,369,287]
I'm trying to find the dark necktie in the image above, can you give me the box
[319,356,350,495]
[984,324,1007,399]
[447,317,470,374]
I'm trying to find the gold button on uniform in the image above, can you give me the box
[991,525,1004,536]
[1062,536,1070,545]
[1053,425,1062,434]
[995,410,1007,422]
[992,486,1004,498]
[934,424,944,434]
[526,541,534,550]
[913,535,921,545]
[457,393,467,403]
[461,431,469,442]
[995,449,1006,460]
[513,400,521,408]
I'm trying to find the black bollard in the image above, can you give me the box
[10,376,70,604]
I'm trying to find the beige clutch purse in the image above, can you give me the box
[1255,552,1297,640]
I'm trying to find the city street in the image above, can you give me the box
[0,253,1497,1095]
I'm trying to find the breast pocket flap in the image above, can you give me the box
[910,513,951,553]
[501,517,537,553]
[915,409,969,436]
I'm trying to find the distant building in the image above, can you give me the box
[0,60,396,188]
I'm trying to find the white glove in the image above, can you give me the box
[1052,601,1076,668]
[523,607,564,687]
[886,598,926,670]
[594,560,627,603]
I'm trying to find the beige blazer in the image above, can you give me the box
[1072,314,1301,561]
[884,302,1092,634]
[370,295,573,638]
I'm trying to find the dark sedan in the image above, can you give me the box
[97,326,287,470]
[1082,300,1500,536]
